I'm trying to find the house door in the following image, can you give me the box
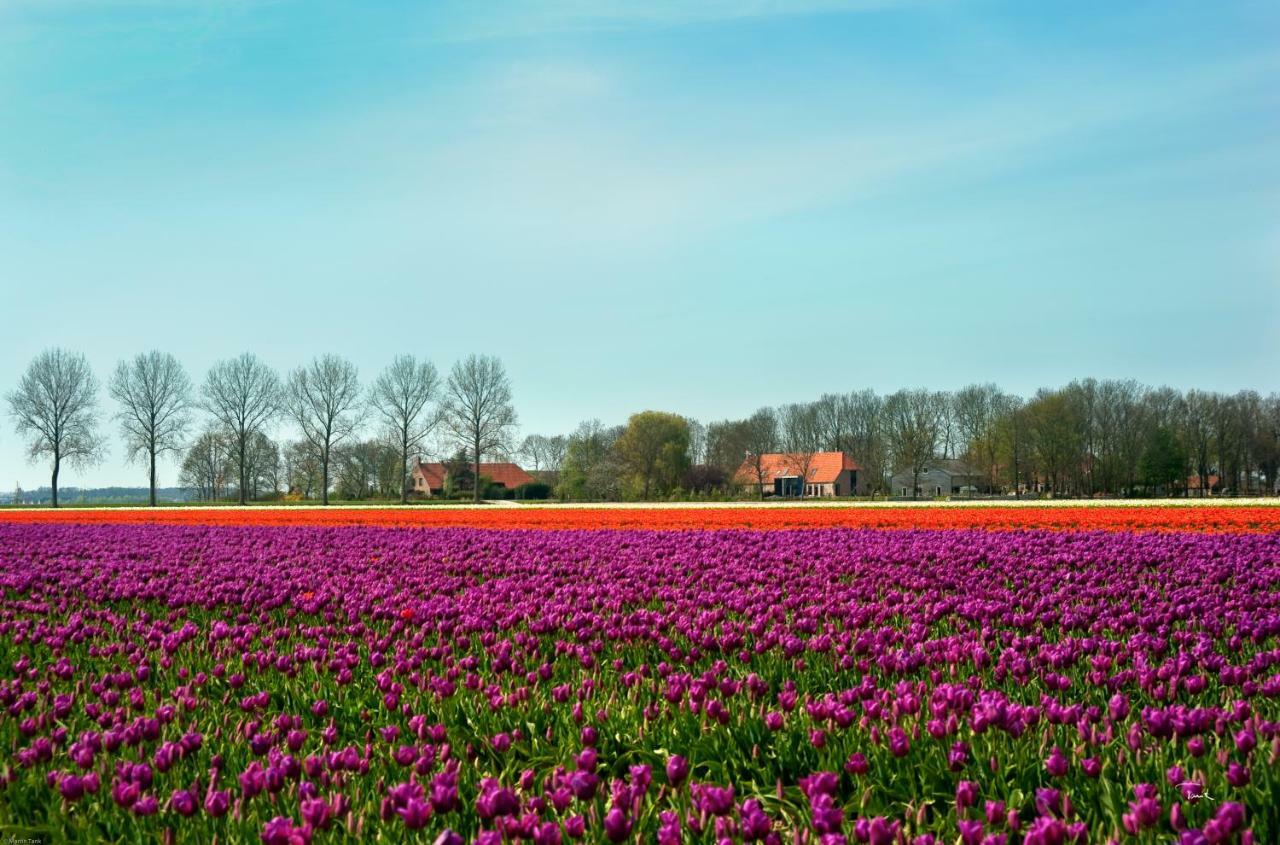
[775,476,801,497]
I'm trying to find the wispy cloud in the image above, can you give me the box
[359,46,1279,257]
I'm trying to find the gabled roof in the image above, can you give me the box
[412,460,446,490]
[411,460,535,490]
[478,463,536,488]
[1186,473,1220,489]
[892,458,981,478]
[734,452,859,485]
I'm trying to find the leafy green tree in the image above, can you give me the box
[1025,388,1084,496]
[615,411,691,499]
[1141,425,1187,495]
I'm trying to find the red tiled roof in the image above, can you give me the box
[479,463,536,489]
[1186,473,1220,490]
[412,460,535,490]
[412,461,446,489]
[733,452,859,486]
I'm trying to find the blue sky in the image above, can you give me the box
[1,0,1277,489]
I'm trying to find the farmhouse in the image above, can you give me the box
[890,459,983,498]
[1185,473,1221,495]
[410,458,535,497]
[734,451,867,497]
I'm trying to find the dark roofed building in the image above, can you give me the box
[890,459,983,498]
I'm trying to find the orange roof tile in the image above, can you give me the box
[733,452,859,486]
[412,460,535,490]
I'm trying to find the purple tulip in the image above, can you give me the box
[567,769,598,801]
[888,726,909,758]
[564,815,586,839]
[398,797,431,829]
[602,807,632,842]
[1226,763,1251,787]
[955,780,978,810]
[666,755,689,787]
[171,789,197,817]
[205,790,231,818]
[261,816,308,845]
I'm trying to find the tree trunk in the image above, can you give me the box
[51,455,60,509]
[149,441,157,507]
[473,433,482,503]
[240,439,248,505]
[400,446,409,505]
[322,450,330,506]
[400,429,409,505]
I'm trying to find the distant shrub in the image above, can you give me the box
[681,465,729,495]
[514,482,552,500]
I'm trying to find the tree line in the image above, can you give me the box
[525,382,1280,500]
[5,349,515,506]
[6,350,1279,504]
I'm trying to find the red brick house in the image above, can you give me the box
[734,451,867,497]
[410,458,535,497]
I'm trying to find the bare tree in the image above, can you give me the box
[6,349,104,507]
[333,439,398,500]
[524,433,568,487]
[109,351,193,506]
[284,439,323,499]
[740,407,780,499]
[179,428,231,501]
[544,435,568,472]
[780,401,824,497]
[1095,379,1147,495]
[370,355,441,503]
[285,355,364,505]
[996,396,1030,498]
[685,418,707,466]
[1258,393,1280,495]
[935,391,958,459]
[443,355,517,503]
[845,389,886,495]
[815,393,852,453]
[705,419,751,477]
[240,431,281,501]
[559,420,621,500]
[952,383,1007,493]
[1181,390,1217,498]
[884,388,942,499]
[200,353,280,505]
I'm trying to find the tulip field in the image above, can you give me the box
[0,506,1277,844]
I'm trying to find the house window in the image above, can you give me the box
[935,486,942,496]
